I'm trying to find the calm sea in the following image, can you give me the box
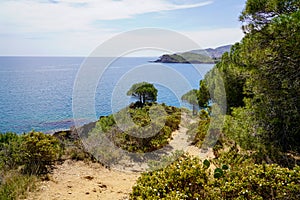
[0,56,213,133]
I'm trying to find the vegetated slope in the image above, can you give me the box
[133,1,300,199]
[154,44,232,63]
[189,44,232,58]
[25,110,208,200]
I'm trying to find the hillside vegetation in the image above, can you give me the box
[154,45,231,63]
[0,132,61,199]
[131,0,300,199]
[1,0,299,199]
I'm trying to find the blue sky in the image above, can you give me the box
[0,0,246,56]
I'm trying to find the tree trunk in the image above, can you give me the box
[142,94,146,104]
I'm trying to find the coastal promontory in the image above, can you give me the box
[153,44,232,64]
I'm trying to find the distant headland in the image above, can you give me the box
[152,44,232,64]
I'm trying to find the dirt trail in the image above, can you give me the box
[26,113,214,200]
[26,160,140,200]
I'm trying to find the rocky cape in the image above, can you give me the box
[153,44,232,64]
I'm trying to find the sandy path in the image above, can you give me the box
[178,115,215,160]
[26,160,140,200]
[26,113,214,200]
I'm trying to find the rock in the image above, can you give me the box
[83,175,94,180]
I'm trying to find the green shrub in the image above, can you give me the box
[148,150,184,171]
[89,104,181,153]
[21,131,61,175]
[0,133,23,171]
[0,131,62,175]
[223,107,263,151]
[212,164,300,199]
[98,115,116,132]
[131,155,210,199]
[131,152,300,199]
[0,132,59,199]
[67,145,90,161]
[0,172,36,200]
[187,110,210,147]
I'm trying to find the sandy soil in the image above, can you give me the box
[26,160,140,200]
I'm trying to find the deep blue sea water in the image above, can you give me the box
[0,56,213,133]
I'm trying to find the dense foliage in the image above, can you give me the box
[87,103,181,154]
[0,131,61,199]
[240,0,300,33]
[187,110,210,148]
[131,0,300,199]
[181,89,198,115]
[206,0,300,156]
[131,155,210,199]
[131,153,300,199]
[0,173,37,200]
[127,82,158,105]
[0,131,61,175]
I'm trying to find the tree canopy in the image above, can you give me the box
[206,0,300,156]
[240,0,300,33]
[127,82,158,105]
[181,89,198,115]
[197,80,210,108]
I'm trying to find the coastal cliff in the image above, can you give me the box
[153,44,231,64]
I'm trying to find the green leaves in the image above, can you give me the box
[210,0,300,155]
[89,103,181,154]
[203,159,210,169]
[214,168,224,179]
[181,89,199,115]
[131,152,300,199]
[127,82,158,104]
[197,80,210,108]
[21,131,61,175]
[213,164,229,178]
[181,89,198,106]
[0,131,61,175]
[240,0,300,33]
[222,164,229,170]
[181,80,211,115]
[131,155,209,199]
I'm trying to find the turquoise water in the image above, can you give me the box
[0,56,213,133]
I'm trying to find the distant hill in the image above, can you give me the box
[189,45,232,59]
[153,44,232,64]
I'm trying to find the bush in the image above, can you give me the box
[0,131,62,199]
[131,155,210,199]
[0,131,61,175]
[0,133,22,171]
[0,172,36,200]
[89,104,181,153]
[148,150,184,171]
[213,164,300,199]
[130,153,300,199]
[187,110,210,147]
[21,131,61,175]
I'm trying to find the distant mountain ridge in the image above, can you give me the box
[153,44,232,64]
[189,44,232,59]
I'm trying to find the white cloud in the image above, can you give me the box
[0,0,212,33]
[0,0,244,56]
